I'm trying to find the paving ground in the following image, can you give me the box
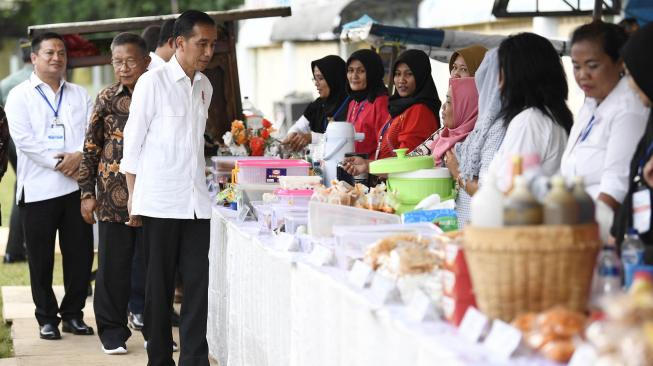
[0,228,218,365]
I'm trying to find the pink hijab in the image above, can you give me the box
[431,77,479,165]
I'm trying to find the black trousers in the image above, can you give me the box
[5,139,25,257]
[21,190,93,326]
[128,239,145,315]
[94,221,143,345]
[141,216,210,366]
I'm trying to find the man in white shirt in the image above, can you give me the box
[148,18,175,70]
[4,32,94,340]
[121,10,217,365]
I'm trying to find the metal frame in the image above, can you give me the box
[492,0,620,18]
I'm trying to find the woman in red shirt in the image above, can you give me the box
[345,49,390,158]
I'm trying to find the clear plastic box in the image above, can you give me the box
[308,201,401,237]
[237,159,310,184]
[284,213,308,235]
[274,189,313,207]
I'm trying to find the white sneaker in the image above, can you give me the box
[144,340,178,352]
[102,345,127,355]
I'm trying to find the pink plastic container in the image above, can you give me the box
[237,159,310,184]
[274,189,313,207]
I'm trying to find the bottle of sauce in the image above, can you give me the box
[506,155,523,194]
[503,175,543,225]
[572,176,595,224]
[471,174,504,227]
[543,175,578,225]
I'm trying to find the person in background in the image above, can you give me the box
[345,49,390,159]
[0,106,10,207]
[342,49,440,173]
[488,32,573,191]
[0,39,32,264]
[612,22,653,259]
[148,19,175,70]
[283,55,349,151]
[121,10,217,365]
[5,32,94,340]
[560,22,648,215]
[442,48,507,227]
[140,24,160,54]
[449,44,487,78]
[78,33,152,355]
[618,17,640,36]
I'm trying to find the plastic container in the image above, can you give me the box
[333,223,442,254]
[236,159,310,184]
[251,201,274,231]
[274,189,313,207]
[238,183,279,207]
[622,228,645,289]
[543,175,578,225]
[386,168,455,206]
[308,201,401,237]
[573,176,595,224]
[284,213,308,235]
[470,174,503,227]
[278,175,322,190]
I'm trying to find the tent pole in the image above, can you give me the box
[592,0,603,21]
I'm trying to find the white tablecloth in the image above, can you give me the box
[207,208,561,366]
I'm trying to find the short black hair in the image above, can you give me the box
[571,21,628,62]
[498,32,573,134]
[111,32,148,56]
[31,32,65,54]
[140,25,160,53]
[158,19,175,47]
[173,10,215,39]
[619,18,639,28]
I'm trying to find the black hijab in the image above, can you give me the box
[302,55,349,133]
[612,22,653,251]
[387,49,442,118]
[345,49,388,103]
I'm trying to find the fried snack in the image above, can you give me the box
[537,307,587,339]
[512,312,537,333]
[364,234,433,272]
[541,339,576,363]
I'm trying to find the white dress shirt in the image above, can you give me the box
[5,73,91,203]
[148,52,166,70]
[121,55,213,219]
[561,78,649,203]
[287,115,323,144]
[489,107,569,192]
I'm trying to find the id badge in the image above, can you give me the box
[46,124,65,150]
[633,187,651,234]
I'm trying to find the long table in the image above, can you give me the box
[207,207,560,366]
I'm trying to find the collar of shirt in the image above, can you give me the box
[115,82,132,97]
[29,72,65,93]
[167,54,204,84]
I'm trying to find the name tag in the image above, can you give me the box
[46,124,65,150]
[633,188,651,234]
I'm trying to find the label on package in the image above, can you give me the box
[633,188,651,234]
[458,307,489,343]
[266,168,287,183]
[348,260,374,289]
[483,319,522,360]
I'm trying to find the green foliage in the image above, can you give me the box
[1,0,244,38]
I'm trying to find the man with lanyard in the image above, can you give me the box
[4,32,94,340]
[121,10,217,365]
[78,33,155,355]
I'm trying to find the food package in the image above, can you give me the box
[402,208,458,232]
[441,240,476,326]
[310,180,395,213]
[364,234,437,274]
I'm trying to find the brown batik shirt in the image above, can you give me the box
[78,82,132,222]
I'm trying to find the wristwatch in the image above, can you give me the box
[456,174,466,193]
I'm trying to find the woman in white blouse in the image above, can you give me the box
[489,32,573,191]
[561,22,649,211]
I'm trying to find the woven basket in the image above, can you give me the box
[463,224,600,322]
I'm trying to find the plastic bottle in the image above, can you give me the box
[242,96,263,129]
[572,176,595,224]
[593,245,623,301]
[503,175,543,225]
[622,228,646,289]
[471,174,504,227]
[506,155,523,194]
[543,175,578,225]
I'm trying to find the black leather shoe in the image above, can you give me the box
[62,319,94,335]
[3,253,26,264]
[39,324,61,340]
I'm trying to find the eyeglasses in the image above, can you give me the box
[111,58,141,70]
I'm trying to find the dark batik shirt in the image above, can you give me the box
[78,82,131,222]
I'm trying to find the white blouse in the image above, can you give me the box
[560,78,649,203]
[489,107,568,192]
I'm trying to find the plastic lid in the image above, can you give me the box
[237,159,310,167]
[369,148,434,174]
[389,167,452,179]
[274,189,314,196]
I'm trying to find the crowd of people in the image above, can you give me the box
[0,7,651,366]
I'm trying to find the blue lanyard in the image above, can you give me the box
[374,117,394,160]
[348,100,367,123]
[35,84,64,119]
[323,96,351,131]
[578,115,596,143]
[637,140,653,177]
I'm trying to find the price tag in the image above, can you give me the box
[236,205,250,224]
[275,232,299,251]
[348,260,374,289]
[308,244,334,266]
[568,344,598,366]
[405,289,436,322]
[370,273,400,305]
[483,319,522,360]
[458,307,490,343]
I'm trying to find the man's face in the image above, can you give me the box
[176,23,217,72]
[110,44,150,90]
[31,38,66,79]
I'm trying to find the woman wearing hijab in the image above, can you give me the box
[443,48,507,227]
[345,49,391,158]
[449,44,488,78]
[343,49,440,174]
[612,22,653,260]
[284,55,349,151]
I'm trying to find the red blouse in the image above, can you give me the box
[376,103,439,160]
[347,95,390,159]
